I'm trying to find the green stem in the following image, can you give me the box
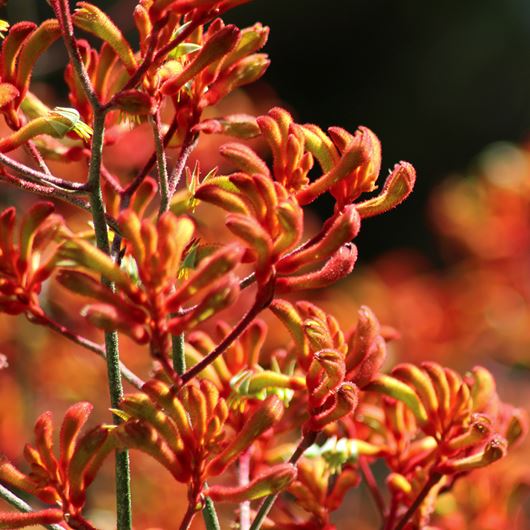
[249,431,317,530]
[151,110,170,215]
[53,2,133,527]
[0,483,64,530]
[88,111,132,530]
[202,495,221,530]
[172,332,186,376]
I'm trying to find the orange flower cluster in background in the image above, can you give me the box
[0,1,527,530]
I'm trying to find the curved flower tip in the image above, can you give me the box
[205,463,297,502]
[355,161,416,218]
[276,243,358,293]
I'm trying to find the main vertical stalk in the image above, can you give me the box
[88,111,132,530]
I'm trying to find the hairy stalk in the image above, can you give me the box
[168,132,198,197]
[393,472,442,530]
[0,483,64,530]
[88,111,132,530]
[152,110,170,215]
[25,141,53,176]
[202,495,221,530]
[172,332,186,376]
[180,283,274,385]
[0,152,88,192]
[249,431,318,530]
[32,311,144,390]
[0,171,120,232]
[359,457,386,520]
[54,0,133,524]
[124,113,179,199]
[53,0,100,111]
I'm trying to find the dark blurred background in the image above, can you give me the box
[4,0,530,262]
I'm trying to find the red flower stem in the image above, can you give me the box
[0,172,120,232]
[180,278,275,385]
[53,0,100,111]
[25,140,53,176]
[101,163,125,194]
[122,113,179,199]
[359,457,386,520]
[392,472,442,530]
[249,431,318,530]
[0,152,88,192]
[178,502,198,530]
[168,131,198,197]
[32,311,144,390]
[0,483,64,530]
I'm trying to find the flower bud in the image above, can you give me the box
[1,22,36,83]
[201,53,270,107]
[207,395,283,475]
[276,244,357,292]
[219,142,270,175]
[366,374,428,425]
[392,363,439,416]
[14,20,61,99]
[168,274,240,334]
[59,402,94,469]
[387,472,412,496]
[296,136,367,205]
[301,124,340,172]
[277,206,360,274]
[167,243,244,309]
[437,436,508,474]
[305,382,359,431]
[355,161,416,218]
[161,25,240,96]
[270,299,309,363]
[194,114,261,138]
[307,349,345,408]
[73,2,137,73]
[205,463,296,502]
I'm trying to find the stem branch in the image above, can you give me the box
[393,472,442,530]
[0,483,64,530]
[249,431,318,530]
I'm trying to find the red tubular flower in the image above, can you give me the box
[0,202,65,317]
[360,362,526,528]
[268,455,359,530]
[115,380,284,507]
[0,20,61,128]
[195,106,416,295]
[57,209,244,374]
[186,319,305,401]
[204,462,297,503]
[0,403,114,530]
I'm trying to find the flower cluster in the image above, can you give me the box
[0,2,524,530]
